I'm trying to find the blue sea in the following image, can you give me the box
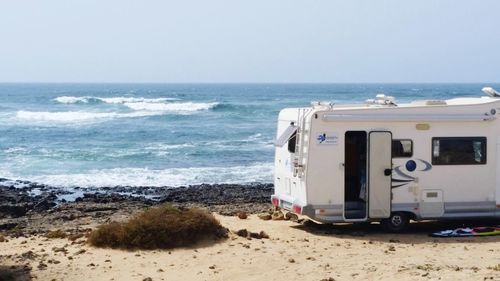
[0,83,497,189]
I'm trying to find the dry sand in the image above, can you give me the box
[1,214,499,281]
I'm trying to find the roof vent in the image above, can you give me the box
[365,94,396,106]
[311,101,334,109]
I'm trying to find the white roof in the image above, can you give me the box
[321,96,500,110]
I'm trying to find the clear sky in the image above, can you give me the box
[0,0,499,83]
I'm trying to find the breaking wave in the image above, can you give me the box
[15,101,218,123]
[15,110,164,123]
[123,102,218,112]
[21,163,274,188]
[54,96,178,104]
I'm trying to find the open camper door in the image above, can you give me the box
[368,131,392,219]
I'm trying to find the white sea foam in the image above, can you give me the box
[16,99,217,124]
[143,143,195,156]
[3,147,28,154]
[23,163,273,188]
[145,143,195,150]
[54,96,93,104]
[54,96,178,104]
[15,110,163,123]
[0,179,30,189]
[101,97,178,104]
[123,102,218,112]
[201,134,274,151]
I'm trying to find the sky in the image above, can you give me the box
[0,0,499,83]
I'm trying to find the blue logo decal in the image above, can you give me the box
[405,160,417,172]
[317,133,326,143]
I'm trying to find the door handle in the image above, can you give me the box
[384,169,392,176]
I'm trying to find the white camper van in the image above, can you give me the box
[272,87,500,231]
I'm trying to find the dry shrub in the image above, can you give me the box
[0,265,31,281]
[88,205,226,250]
[88,222,125,248]
[45,229,67,239]
[0,234,5,243]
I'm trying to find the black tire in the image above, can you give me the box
[382,212,409,233]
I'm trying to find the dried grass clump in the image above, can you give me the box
[489,264,500,271]
[88,205,226,250]
[0,265,30,281]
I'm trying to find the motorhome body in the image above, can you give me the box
[272,89,500,231]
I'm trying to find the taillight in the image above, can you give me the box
[292,204,302,214]
[271,196,279,207]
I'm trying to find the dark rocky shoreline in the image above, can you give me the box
[0,179,274,236]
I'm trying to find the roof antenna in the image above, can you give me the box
[482,87,500,97]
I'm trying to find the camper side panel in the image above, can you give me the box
[273,109,307,209]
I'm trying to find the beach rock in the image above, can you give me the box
[20,251,37,260]
[0,221,19,231]
[237,212,248,219]
[37,262,47,270]
[0,204,28,218]
[259,231,269,239]
[52,246,67,253]
[158,183,274,205]
[235,229,248,238]
[0,234,5,242]
[48,259,60,264]
[0,220,19,230]
[284,212,298,222]
[32,194,57,212]
[74,249,86,255]
[249,232,262,239]
[258,213,272,220]
[271,211,284,221]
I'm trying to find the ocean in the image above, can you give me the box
[0,83,497,189]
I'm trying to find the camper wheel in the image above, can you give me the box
[382,212,409,232]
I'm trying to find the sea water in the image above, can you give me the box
[0,83,497,189]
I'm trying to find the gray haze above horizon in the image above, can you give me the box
[0,0,499,83]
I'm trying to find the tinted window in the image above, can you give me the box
[392,139,413,158]
[432,137,486,165]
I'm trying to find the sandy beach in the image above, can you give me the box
[1,186,499,281]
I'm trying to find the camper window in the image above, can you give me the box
[432,137,486,165]
[392,139,413,158]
